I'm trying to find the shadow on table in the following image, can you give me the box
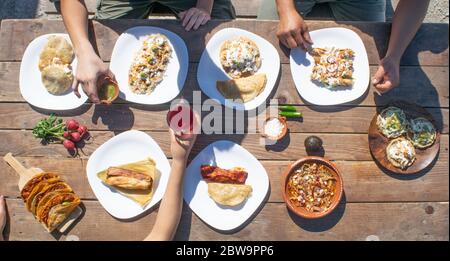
[352,22,448,178]
[174,203,193,240]
[375,150,441,181]
[91,103,135,135]
[288,192,346,232]
[176,184,270,240]
[30,103,92,117]
[348,22,447,131]
[50,202,87,240]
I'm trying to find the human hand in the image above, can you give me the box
[277,10,312,50]
[169,129,197,163]
[72,50,115,103]
[372,56,400,94]
[179,7,211,31]
[0,195,6,241]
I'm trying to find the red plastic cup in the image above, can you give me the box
[166,103,199,139]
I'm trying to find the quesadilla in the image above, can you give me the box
[207,183,252,207]
[36,191,80,232]
[407,117,437,149]
[216,73,266,103]
[97,158,159,206]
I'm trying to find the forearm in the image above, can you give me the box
[385,0,430,61]
[276,0,298,17]
[60,0,96,57]
[196,0,214,13]
[145,160,186,241]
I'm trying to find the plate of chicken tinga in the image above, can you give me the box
[184,140,269,231]
[86,130,170,219]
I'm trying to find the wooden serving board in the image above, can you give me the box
[3,153,83,233]
[368,101,441,174]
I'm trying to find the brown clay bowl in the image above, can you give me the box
[261,116,288,141]
[282,156,344,219]
[97,76,119,105]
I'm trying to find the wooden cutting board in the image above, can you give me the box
[3,153,83,233]
[368,101,440,174]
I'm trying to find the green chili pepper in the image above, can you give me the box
[279,105,297,112]
[279,111,303,118]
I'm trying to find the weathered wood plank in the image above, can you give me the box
[42,0,262,18]
[1,62,448,107]
[0,103,447,134]
[0,20,447,66]
[0,151,448,202]
[0,130,447,161]
[4,199,448,241]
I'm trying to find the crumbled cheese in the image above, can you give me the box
[264,118,284,138]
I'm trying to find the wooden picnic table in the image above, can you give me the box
[0,19,448,241]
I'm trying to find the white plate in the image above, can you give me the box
[290,28,370,105]
[184,140,269,231]
[86,130,171,219]
[197,28,280,110]
[19,33,88,110]
[110,26,188,105]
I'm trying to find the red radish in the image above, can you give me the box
[66,119,79,130]
[63,131,70,139]
[63,139,75,150]
[70,132,82,142]
[77,125,88,137]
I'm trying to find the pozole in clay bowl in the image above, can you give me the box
[282,156,343,219]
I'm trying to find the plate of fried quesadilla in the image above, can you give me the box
[3,153,82,232]
[20,33,88,110]
[290,28,370,105]
[197,28,280,110]
[86,130,171,219]
[184,140,269,231]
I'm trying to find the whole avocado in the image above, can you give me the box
[305,136,323,151]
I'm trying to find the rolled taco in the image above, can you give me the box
[30,181,73,215]
[21,172,59,202]
[36,192,80,231]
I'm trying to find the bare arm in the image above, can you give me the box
[0,195,6,241]
[372,0,430,93]
[275,0,312,49]
[144,130,196,241]
[60,0,115,103]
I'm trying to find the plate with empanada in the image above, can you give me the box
[184,140,269,231]
[19,33,88,110]
[197,28,280,110]
[86,130,171,219]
